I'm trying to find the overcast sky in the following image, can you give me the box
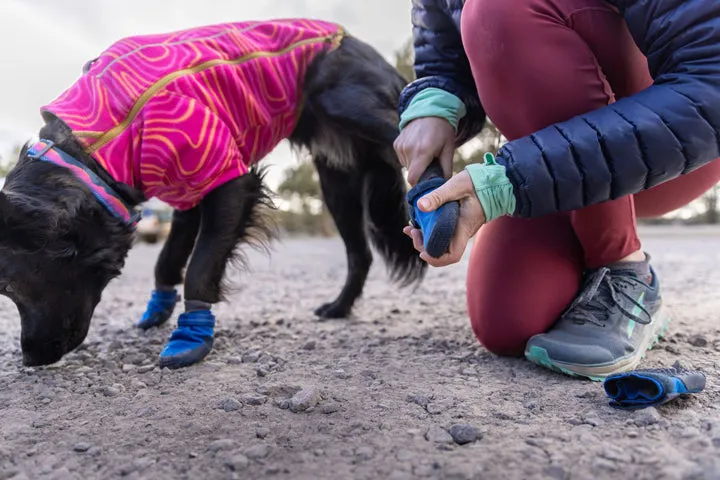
[0,0,413,186]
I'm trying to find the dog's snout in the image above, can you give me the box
[21,338,66,367]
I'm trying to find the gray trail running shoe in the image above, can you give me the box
[524,265,670,381]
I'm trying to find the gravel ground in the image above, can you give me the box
[1,226,719,480]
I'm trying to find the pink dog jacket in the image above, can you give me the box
[42,19,344,210]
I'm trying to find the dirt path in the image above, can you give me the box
[1,227,719,480]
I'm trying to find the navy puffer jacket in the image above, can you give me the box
[398,0,720,218]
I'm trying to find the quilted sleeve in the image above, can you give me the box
[497,0,720,218]
[397,0,487,145]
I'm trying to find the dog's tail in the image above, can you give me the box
[361,145,427,286]
[289,33,427,287]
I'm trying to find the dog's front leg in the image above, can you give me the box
[137,207,201,330]
[157,174,271,369]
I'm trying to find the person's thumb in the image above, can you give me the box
[417,174,466,212]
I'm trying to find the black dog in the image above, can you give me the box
[0,21,425,368]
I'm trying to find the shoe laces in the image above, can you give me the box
[561,267,652,327]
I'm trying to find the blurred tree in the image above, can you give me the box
[0,144,22,177]
[703,184,719,224]
[276,160,335,236]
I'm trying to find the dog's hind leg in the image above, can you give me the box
[158,170,274,369]
[313,156,373,319]
[137,207,201,330]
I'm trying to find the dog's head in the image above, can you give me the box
[0,144,134,367]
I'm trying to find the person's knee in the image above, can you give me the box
[467,302,540,357]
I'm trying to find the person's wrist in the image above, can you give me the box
[465,153,516,222]
[399,88,467,132]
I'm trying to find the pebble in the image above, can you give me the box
[207,439,235,452]
[321,404,340,414]
[543,465,568,480]
[632,407,662,426]
[226,356,244,365]
[245,444,269,459]
[354,446,374,461]
[333,369,350,379]
[426,398,454,415]
[100,385,121,398]
[712,437,720,447]
[302,341,316,351]
[406,393,431,408]
[424,425,454,444]
[256,366,270,377]
[256,427,270,439]
[448,424,481,445]
[136,365,156,374]
[289,386,322,413]
[242,350,263,363]
[224,454,249,471]
[220,398,242,412]
[242,395,267,406]
[395,449,414,462]
[689,335,708,347]
[121,364,136,372]
[72,442,91,453]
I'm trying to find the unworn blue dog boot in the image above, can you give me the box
[158,309,215,369]
[137,289,179,330]
[406,160,459,258]
[603,361,706,410]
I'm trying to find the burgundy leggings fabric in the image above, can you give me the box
[460,0,720,356]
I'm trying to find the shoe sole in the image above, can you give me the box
[524,305,672,382]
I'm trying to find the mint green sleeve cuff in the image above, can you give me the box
[465,153,516,222]
[398,87,467,132]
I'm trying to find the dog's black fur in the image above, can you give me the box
[0,34,426,367]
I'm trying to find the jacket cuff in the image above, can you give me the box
[398,87,467,131]
[465,153,516,222]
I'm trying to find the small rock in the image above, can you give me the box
[277,400,290,410]
[448,424,480,445]
[226,356,244,365]
[424,425,454,444]
[207,439,235,452]
[256,366,270,377]
[680,427,701,439]
[256,427,270,439]
[241,395,267,406]
[224,454,249,471]
[426,398,454,415]
[689,335,708,347]
[289,386,321,413]
[302,341,316,351]
[130,379,147,389]
[354,446,374,461]
[712,437,720,447]
[321,404,340,414]
[136,365,156,374]
[219,398,242,412]
[101,386,121,398]
[632,407,662,426]
[188,452,198,458]
[73,442,91,453]
[333,369,350,379]
[395,449,413,462]
[245,444,269,459]
[543,465,567,480]
[406,393,431,408]
[122,364,136,372]
[242,350,263,363]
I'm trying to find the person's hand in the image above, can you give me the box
[403,170,486,267]
[394,117,456,186]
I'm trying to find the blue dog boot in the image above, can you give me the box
[406,177,459,258]
[158,310,215,369]
[137,289,179,330]
[603,361,706,410]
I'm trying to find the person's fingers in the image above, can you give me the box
[409,228,425,252]
[439,140,455,179]
[417,171,472,212]
[406,151,433,186]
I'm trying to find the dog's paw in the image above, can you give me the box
[314,301,351,319]
[137,289,179,330]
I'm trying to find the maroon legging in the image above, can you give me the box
[460,0,720,356]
